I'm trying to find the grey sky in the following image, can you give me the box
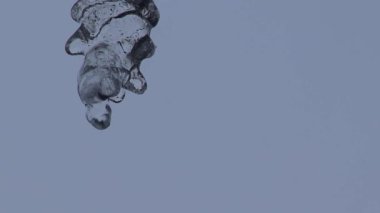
[0,0,379,212]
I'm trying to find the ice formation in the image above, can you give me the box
[65,0,159,129]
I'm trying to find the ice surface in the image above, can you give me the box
[66,0,159,129]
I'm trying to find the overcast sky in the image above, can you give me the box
[0,0,379,212]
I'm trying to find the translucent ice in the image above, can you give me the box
[65,0,159,129]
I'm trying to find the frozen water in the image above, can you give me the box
[65,0,159,129]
